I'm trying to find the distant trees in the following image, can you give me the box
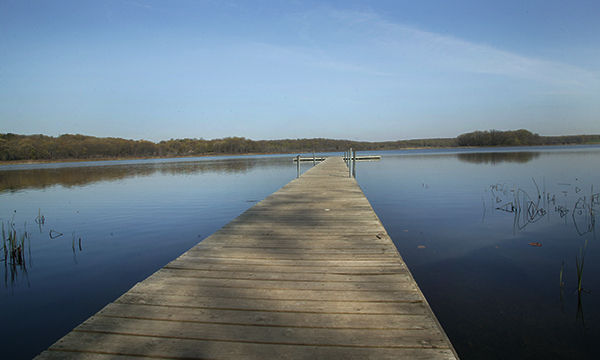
[455,129,600,147]
[539,134,600,145]
[456,129,541,147]
[1,130,599,162]
[0,133,151,161]
[0,133,450,162]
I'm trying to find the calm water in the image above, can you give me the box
[1,147,598,359]
[357,146,600,359]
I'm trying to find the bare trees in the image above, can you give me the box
[2,130,599,162]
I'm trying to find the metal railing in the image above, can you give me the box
[296,150,319,178]
[296,149,356,178]
[345,148,356,178]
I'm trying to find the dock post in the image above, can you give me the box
[348,147,353,178]
[345,149,348,171]
[296,155,300,178]
[352,150,356,178]
[313,150,315,166]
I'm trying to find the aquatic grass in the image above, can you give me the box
[71,232,82,264]
[2,221,7,261]
[71,232,82,252]
[3,211,18,262]
[35,207,45,234]
[3,221,17,263]
[575,239,588,294]
[3,217,32,291]
[35,208,45,225]
[72,232,78,264]
[559,260,564,289]
[2,218,29,266]
[559,260,565,314]
[576,241,588,329]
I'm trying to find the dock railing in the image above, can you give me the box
[344,148,356,178]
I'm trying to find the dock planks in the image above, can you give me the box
[35,157,458,360]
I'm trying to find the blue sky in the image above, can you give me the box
[1,0,599,142]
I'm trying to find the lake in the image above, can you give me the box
[1,146,599,360]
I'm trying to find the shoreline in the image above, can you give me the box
[0,151,300,166]
[1,143,597,167]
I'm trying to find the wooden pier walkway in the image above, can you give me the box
[35,157,458,360]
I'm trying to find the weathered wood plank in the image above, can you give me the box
[200,235,394,245]
[34,353,146,360]
[154,267,412,282]
[193,240,394,248]
[74,316,450,348]
[115,292,428,315]
[164,262,409,275]
[34,157,458,360]
[136,273,418,291]
[173,255,403,267]
[97,303,438,329]
[44,332,458,360]
[185,248,401,259]
[126,281,422,302]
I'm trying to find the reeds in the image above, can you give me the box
[35,207,45,234]
[575,239,588,294]
[575,241,588,327]
[559,260,564,289]
[35,208,45,225]
[559,260,565,313]
[2,221,6,261]
[2,219,28,266]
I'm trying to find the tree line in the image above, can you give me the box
[456,129,600,147]
[1,130,599,162]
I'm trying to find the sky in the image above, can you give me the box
[1,0,599,142]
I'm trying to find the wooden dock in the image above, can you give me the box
[293,156,326,162]
[35,157,458,360]
[342,155,381,161]
[293,155,381,162]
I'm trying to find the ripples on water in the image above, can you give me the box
[1,146,599,360]
[357,146,599,360]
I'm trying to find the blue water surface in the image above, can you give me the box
[356,145,600,360]
[1,146,599,360]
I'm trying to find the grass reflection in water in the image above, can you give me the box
[356,146,600,360]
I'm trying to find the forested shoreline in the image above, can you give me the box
[1,129,599,163]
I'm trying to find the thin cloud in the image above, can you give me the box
[299,8,598,89]
[239,41,400,77]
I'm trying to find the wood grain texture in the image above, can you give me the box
[35,157,459,360]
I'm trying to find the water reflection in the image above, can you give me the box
[1,154,307,360]
[2,148,599,360]
[457,151,540,164]
[485,178,597,239]
[573,195,598,237]
[356,146,600,359]
[2,215,31,292]
[0,156,290,193]
[1,155,297,289]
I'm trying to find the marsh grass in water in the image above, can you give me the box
[558,239,591,332]
[35,208,45,234]
[2,215,27,267]
[2,213,31,289]
[71,232,82,264]
[575,240,590,335]
[2,147,599,360]
[576,239,589,294]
